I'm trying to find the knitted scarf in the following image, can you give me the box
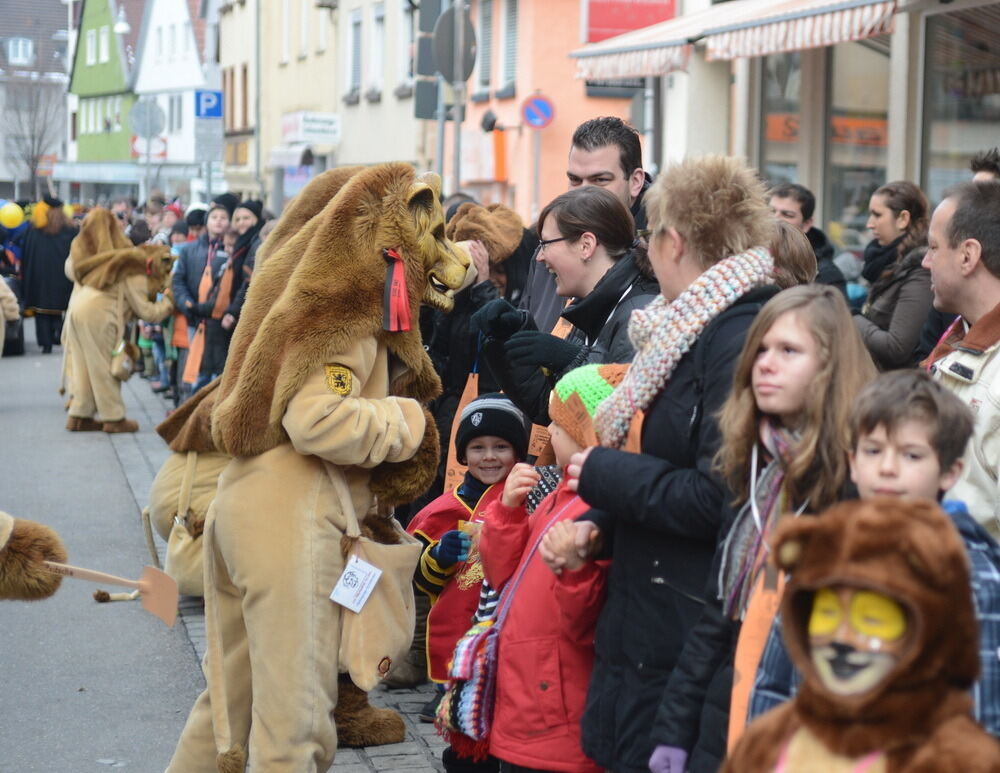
[594,247,774,448]
[718,420,801,620]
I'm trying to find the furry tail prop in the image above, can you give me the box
[94,589,140,602]
[0,513,68,600]
[216,746,246,773]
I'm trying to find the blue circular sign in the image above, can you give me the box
[522,95,555,129]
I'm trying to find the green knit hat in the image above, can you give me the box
[549,363,628,448]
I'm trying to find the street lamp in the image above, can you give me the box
[113,5,131,35]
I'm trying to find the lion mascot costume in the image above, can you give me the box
[165,163,469,773]
[724,498,1000,773]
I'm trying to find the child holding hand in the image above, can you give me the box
[479,363,623,773]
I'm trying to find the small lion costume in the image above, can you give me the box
[724,499,1000,773]
[166,164,469,773]
[64,209,174,431]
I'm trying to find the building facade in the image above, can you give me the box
[0,1,70,201]
[574,0,1000,258]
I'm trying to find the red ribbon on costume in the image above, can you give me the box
[382,247,411,332]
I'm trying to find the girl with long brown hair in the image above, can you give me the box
[649,284,876,773]
[854,180,932,369]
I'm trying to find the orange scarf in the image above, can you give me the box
[182,245,234,385]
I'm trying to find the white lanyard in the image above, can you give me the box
[586,284,634,347]
[749,443,808,548]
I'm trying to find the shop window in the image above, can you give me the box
[922,7,1000,203]
[759,53,802,186]
[823,38,889,252]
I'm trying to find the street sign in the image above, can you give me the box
[195,90,223,119]
[195,119,224,163]
[432,6,476,83]
[130,135,167,159]
[522,95,555,129]
[129,99,166,138]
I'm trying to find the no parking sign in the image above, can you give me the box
[522,95,554,129]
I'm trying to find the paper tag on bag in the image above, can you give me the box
[330,554,382,613]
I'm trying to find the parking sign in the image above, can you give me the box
[195,90,223,119]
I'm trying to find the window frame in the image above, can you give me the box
[85,29,96,66]
[98,25,109,63]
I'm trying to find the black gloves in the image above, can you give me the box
[470,298,525,341]
[504,330,584,375]
[428,530,472,569]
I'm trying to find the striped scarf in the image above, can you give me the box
[594,247,774,448]
[718,420,800,619]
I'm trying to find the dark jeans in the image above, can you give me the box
[498,762,551,773]
[34,313,61,351]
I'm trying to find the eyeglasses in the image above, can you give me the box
[532,236,567,261]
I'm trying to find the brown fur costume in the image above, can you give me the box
[71,208,174,293]
[724,499,1000,773]
[0,511,67,601]
[445,202,523,264]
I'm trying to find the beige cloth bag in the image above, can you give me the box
[326,465,422,691]
[109,284,139,382]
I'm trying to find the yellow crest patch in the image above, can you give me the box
[324,365,353,396]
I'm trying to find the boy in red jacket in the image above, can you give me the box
[407,394,528,732]
[479,363,623,773]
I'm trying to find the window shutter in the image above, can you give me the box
[478,0,493,88]
[351,17,362,89]
[502,0,517,85]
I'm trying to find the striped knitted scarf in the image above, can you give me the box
[594,246,774,448]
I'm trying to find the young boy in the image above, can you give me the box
[748,369,1000,738]
[406,394,528,723]
[476,363,624,773]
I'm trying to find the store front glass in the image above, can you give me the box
[824,38,890,253]
[922,6,1000,203]
[760,52,802,185]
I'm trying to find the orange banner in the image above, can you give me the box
[765,114,887,147]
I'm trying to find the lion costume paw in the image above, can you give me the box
[0,511,67,601]
[335,674,407,748]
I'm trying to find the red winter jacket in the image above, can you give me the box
[480,480,608,773]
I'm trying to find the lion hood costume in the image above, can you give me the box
[166,163,469,773]
[725,499,1000,773]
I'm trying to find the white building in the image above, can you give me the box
[132,0,220,201]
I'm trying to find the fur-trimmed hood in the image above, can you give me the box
[71,208,172,293]
[445,202,524,264]
[211,162,469,460]
[772,498,979,757]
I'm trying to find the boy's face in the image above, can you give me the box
[548,422,582,468]
[465,435,517,486]
[850,421,962,501]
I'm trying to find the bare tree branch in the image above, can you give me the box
[5,77,65,199]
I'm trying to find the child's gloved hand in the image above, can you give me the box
[648,745,688,773]
[429,530,472,568]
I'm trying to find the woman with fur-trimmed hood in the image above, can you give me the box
[165,164,469,773]
[64,208,174,433]
[725,498,1000,772]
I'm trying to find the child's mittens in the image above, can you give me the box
[429,530,472,569]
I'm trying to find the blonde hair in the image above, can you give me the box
[644,155,775,269]
[770,221,817,288]
[717,285,877,511]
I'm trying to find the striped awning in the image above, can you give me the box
[703,0,896,60]
[569,0,897,79]
[569,7,726,80]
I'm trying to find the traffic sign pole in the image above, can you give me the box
[522,94,555,220]
[452,2,465,196]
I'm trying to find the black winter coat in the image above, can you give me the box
[21,226,76,312]
[172,234,232,375]
[483,251,659,425]
[574,286,777,773]
[806,227,847,298]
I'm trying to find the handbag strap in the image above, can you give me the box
[323,462,363,539]
[176,451,198,525]
[493,494,580,629]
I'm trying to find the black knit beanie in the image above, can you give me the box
[455,393,528,464]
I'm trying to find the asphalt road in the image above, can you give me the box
[0,346,203,773]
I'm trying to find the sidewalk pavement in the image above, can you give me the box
[122,372,449,773]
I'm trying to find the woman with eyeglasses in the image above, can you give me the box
[474,186,659,426]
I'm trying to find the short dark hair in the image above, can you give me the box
[537,186,635,260]
[970,147,1000,179]
[571,117,643,179]
[943,180,1000,279]
[851,370,973,471]
[770,183,815,222]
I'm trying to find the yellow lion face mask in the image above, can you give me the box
[808,586,911,696]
